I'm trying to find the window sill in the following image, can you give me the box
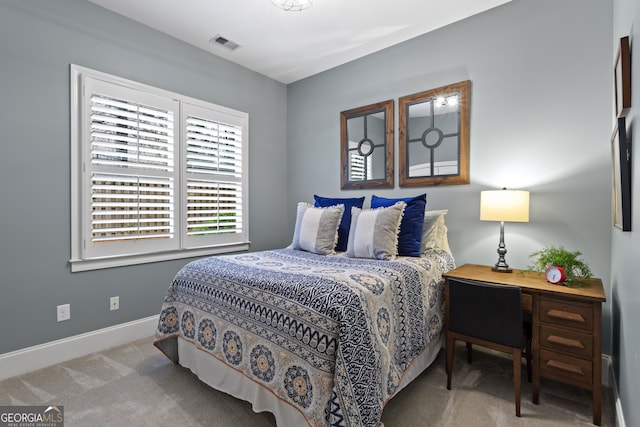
[70,242,250,272]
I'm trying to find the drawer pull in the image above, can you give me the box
[547,309,585,324]
[547,335,585,349]
[546,359,585,376]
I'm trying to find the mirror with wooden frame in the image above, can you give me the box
[399,80,470,187]
[340,100,394,189]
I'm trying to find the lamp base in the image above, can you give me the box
[492,221,512,273]
[492,263,513,273]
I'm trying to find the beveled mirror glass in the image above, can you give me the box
[340,100,393,189]
[399,80,470,187]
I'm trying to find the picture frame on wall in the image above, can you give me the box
[340,100,394,190]
[614,36,631,118]
[611,115,631,231]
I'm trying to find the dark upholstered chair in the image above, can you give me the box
[445,278,532,417]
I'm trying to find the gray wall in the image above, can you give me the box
[612,1,640,426]
[288,0,613,351]
[0,0,289,354]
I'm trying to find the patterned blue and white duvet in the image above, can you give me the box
[154,248,454,427]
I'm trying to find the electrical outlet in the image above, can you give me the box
[57,304,70,322]
[110,296,119,311]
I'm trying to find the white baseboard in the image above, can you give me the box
[0,315,159,381]
[602,354,626,427]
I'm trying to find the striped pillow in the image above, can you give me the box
[346,201,406,260]
[292,202,344,255]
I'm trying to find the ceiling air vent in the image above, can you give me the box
[210,35,240,51]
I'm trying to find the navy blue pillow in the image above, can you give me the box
[314,195,365,252]
[371,194,426,257]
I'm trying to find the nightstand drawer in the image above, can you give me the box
[540,349,592,385]
[540,324,593,358]
[540,298,593,331]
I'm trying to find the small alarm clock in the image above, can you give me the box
[545,266,567,284]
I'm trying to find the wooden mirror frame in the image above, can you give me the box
[399,80,470,187]
[340,99,394,189]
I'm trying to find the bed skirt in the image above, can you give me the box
[177,332,444,427]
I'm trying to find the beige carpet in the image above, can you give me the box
[0,336,615,426]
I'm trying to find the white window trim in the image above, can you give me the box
[70,65,249,272]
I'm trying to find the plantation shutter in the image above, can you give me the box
[348,150,373,181]
[71,66,250,270]
[83,78,179,259]
[349,152,366,181]
[183,102,247,248]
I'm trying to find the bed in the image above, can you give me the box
[154,199,454,427]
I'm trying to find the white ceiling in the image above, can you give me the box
[88,0,511,84]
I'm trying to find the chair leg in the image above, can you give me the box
[446,333,455,390]
[513,348,522,417]
[466,341,473,364]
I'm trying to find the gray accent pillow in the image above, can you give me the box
[292,202,344,255]
[421,209,451,254]
[346,201,406,260]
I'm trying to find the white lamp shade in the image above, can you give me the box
[480,190,530,223]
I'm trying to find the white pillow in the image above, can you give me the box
[292,202,344,255]
[421,209,451,254]
[346,202,406,260]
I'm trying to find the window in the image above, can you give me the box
[70,65,249,272]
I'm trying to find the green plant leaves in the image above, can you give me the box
[528,245,592,286]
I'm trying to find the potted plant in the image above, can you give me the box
[528,245,592,286]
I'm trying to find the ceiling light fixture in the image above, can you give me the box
[272,0,313,11]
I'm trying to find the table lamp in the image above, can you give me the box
[480,188,530,272]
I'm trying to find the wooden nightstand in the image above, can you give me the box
[443,264,606,425]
